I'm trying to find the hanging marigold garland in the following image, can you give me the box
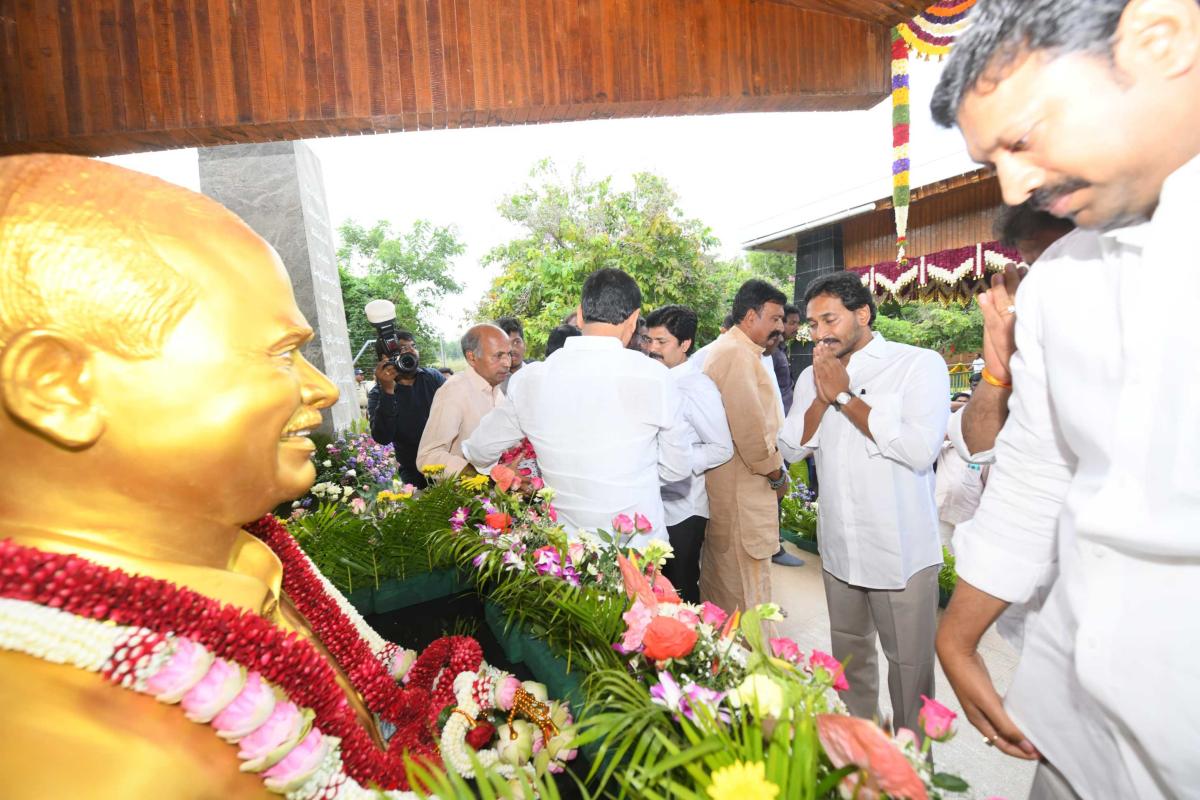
[897,1,978,61]
[890,27,911,268]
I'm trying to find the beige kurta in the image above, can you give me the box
[700,327,784,614]
[416,367,504,474]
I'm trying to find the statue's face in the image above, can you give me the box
[90,217,337,522]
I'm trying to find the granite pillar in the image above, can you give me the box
[198,141,357,434]
[789,225,845,377]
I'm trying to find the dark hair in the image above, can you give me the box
[969,372,983,387]
[438,366,454,376]
[722,312,735,330]
[994,201,1075,247]
[931,0,1130,127]
[802,272,877,326]
[581,268,642,325]
[784,303,801,319]
[495,316,525,338]
[731,279,787,326]
[644,304,698,352]
[545,324,582,355]
[952,391,973,402]
[396,329,415,343]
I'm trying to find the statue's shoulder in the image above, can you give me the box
[0,649,271,799]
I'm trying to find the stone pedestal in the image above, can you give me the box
[198,141,357,434]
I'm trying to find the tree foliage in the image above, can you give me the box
[875,301,983,357]
[337,219,466,362]
[477,161,770,356]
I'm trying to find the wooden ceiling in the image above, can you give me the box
[0,0,927,157]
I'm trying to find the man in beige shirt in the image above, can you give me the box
[699,280,789,614]
[416,324,511,474]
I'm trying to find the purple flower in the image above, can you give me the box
[472,553,487,568]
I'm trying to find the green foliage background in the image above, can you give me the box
[475,161,796,357]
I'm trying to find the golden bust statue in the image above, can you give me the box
[0,155,406,797]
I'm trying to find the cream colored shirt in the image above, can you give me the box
[416,367,503,474]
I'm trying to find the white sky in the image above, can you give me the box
[104,58,976,337]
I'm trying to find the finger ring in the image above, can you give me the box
[983,734,996,747]
[1005,305,1016,314]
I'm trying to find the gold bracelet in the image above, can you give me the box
[981,367,1012,389]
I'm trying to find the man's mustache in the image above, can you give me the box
[648,352,663,360]
[1030,178,1089,213]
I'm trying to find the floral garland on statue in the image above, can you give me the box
[0,516,508,798]
[891,27,911,268]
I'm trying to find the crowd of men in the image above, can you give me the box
[363,2,1200,797]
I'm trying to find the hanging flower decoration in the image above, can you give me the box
[890,27,911,268]
[896,1,978,61]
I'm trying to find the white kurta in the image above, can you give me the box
[462,335,691,545]
[952,154,1200,799]
[779,332,949,589]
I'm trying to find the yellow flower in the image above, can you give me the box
[421,464,446,476]
[707,761,778,800]
[459,473,490,491]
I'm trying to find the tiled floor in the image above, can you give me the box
[771,544,1036,800]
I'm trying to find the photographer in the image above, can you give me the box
[367,330,446,488]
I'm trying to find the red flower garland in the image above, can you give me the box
[0,517,460,792]
[403,635,484,723]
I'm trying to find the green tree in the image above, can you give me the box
[337,219,465,365]
[744,250,797,298]
[875,301,982,357]
[477,161,761,356]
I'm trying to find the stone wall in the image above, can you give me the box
[198,141,358,434]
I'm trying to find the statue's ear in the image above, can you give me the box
[0,329,105,449]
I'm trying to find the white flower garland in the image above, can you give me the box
[0,597,417,800]
[440,668,525,781]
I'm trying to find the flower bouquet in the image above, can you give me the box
[290,431,403,517]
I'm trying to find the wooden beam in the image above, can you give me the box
[1,0,898,156]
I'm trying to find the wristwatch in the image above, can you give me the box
[833,391,853,410]
[767,472,787,490]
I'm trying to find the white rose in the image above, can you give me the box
[342,486,355,497]
[344,469,357,478]
[322,460,332,467]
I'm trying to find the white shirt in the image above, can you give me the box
[462,335,692,545]
[935,412,985,527]
[660,358,734,525]
[779,332,949,588]
[952,154,1200,800]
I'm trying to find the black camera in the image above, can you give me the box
[364,300,418,374]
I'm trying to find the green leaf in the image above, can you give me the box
[932,772,971,792]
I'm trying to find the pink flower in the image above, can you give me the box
[620,599,654,652]
[769,636,802,664]
[675,607,700,627]
[633,512,652,533]
[611,514,634,535]
[387,648,418,682]
[262,727,329,792]
[700,602,728,627]
[496,676,523,711]
[546,504,558,523]
[810,649,850,691]
[917,695,957,742]
[145,637,214,703]
[213,671,277,741]
[182,657,247,723]
[650,570,681,604]
[531,477,545,491]
[349,497,366,514]
[238,701,307,769]
[816,715,929,800]
[492,464,520,492]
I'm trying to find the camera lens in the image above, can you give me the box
[398,352,418,371]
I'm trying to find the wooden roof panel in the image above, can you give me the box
[1,0,914,156]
